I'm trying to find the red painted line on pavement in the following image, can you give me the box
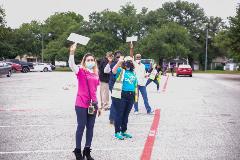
[162,75,169,92]
[0,108,34,112]
[140,109,161,160]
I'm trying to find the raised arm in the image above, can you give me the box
[130,42,134,58]
[68,43,79,74]
[112,56,124,74]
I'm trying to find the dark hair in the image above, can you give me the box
[114,50,123,57]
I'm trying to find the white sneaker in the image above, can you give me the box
[134,111,139,115]
[147,110,154,115]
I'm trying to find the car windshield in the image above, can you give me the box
[141,59,151,64]
[179,65,191,68]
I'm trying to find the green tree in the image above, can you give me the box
[43,12,85,63]
[14,21,42,57]
[0,6,5,26]
[228,4,240,61]
[0,7,19,59]
[139,22,191,62]
[162,0,207,37]
[86,32,120,58]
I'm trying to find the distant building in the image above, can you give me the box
[15,54,38,62]
[210,57,228,70]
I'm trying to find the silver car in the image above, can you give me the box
[0,61,12,77]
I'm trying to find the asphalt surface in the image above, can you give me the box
[0,72,240,160]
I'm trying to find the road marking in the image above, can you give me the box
[0,122,152,128]
[140,109,161,160]
[0,108,33,112]
[162,75,169,92]
[0,124,76,128]
[0,147,143,155]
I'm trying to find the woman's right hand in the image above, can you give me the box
[70,43,77,55]
[118,56,124,65]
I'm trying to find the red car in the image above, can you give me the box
[176,64,192,77]
[6,62,22,72]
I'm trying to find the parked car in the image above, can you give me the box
[0,61,12,77]
[6,59,33,73]
[176,64,192,77]
[47,63,55,70]
[6,62,22,72]
[141,59,155,72]
[31,63,52,72]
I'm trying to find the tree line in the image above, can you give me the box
[0,1,239,69]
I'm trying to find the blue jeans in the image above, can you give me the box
[114,91,134,133]
[134,85,152,113]
[75,107,96,149]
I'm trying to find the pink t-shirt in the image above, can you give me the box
[75,68,100,108]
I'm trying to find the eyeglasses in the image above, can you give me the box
[116,56,120,59]
[86,59,94,62]
[136,57,141,59]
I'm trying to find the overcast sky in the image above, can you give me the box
[1,0,239,29]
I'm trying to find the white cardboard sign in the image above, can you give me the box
[67,33,90,45]
[126,36,138,42]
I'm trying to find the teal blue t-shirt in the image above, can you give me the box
[114,68,137,91]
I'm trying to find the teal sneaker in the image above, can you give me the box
[122,132,132,138]
[115,132,124,140]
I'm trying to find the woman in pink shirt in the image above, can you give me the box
[69,44,101,160]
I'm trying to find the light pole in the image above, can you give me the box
[205,28,208,71]
[41,33,44,63]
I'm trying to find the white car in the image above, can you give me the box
[31,63,52,72]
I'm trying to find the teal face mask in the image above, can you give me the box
[86,62,95,69]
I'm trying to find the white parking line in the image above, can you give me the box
[0,147,143,154]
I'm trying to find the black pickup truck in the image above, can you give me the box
[6,59,34,73]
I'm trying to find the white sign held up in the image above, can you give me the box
[67,33,90,45]
[126,36,138,43]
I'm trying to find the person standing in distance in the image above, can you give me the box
[112,56,138,140]
[134,54,154,114]
[104,51,123,124]
[69,43,101,160]
[98,52,113,111]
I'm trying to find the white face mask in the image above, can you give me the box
[136,60,141,64]
[86,62,95,69]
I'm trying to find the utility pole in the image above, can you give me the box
[41,33,44,63]
[205,29,208,71]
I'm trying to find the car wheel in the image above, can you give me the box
[190,75,192,77]
[22,67,29,73]
[176,74,179,77]
[7,70,12,77]
[43,67,48,72]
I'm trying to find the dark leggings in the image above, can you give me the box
[114,91,135,133]
[146,79,160,91]
[75,107,96,149]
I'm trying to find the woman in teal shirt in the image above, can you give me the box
[112,56,137,140]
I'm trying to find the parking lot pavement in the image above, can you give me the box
[0,72,240,160]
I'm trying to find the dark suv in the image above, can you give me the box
[6,59,34,73]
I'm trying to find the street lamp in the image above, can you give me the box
[41,33,44,63]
